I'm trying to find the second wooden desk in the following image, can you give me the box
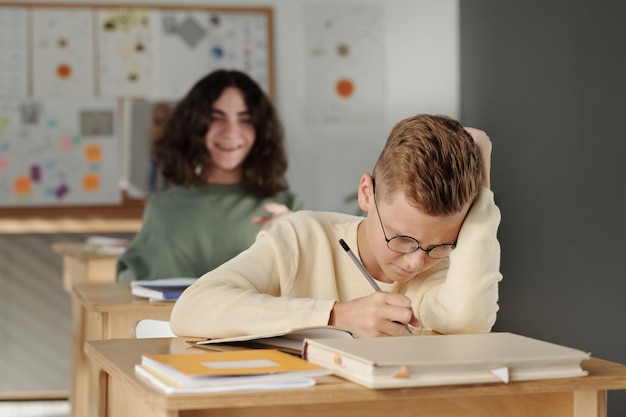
[72,282,174,417]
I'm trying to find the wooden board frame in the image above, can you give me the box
[0,2,274,223]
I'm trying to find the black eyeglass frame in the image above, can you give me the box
[371,179,457,259]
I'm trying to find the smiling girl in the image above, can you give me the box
[117,70,302,281]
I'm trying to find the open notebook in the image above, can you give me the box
[192,326,358,355]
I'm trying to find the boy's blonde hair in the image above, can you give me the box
[373,114,482,215]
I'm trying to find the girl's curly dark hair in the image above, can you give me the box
[152,70,288,196]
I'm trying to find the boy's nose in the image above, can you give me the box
[403,249,427,270]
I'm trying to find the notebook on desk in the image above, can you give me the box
[302,332,590,389]
[135,348,332,394]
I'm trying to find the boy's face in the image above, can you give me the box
[357,174,470,284]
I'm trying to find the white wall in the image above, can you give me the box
[274,1,460,213]
[20,0,460,212]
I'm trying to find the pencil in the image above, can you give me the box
[338,239,412,333]
[339,239,381,291]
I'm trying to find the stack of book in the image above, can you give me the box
[135,348,332,394]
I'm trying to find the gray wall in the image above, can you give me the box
[460,1,626,414]
[0,233,133,395]
[0,235,71,393]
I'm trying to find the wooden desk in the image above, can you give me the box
[72,283,175,417]
[52,242,122,292]
[52,242,121,416]
[85,337,626,417]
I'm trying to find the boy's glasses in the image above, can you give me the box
[372,180,456,259]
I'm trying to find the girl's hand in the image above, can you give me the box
[251,203,292,230]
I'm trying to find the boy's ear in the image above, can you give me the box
[357,173,374,213]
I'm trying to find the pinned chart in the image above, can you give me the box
[304,3,385,123]
[97,8,160,98]
[156,10,270,99]
[0,7,28,98]
[32,8,95,97]
[0,98,120,206]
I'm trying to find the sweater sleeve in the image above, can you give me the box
[170,213,336,338]
[409,187,502,334]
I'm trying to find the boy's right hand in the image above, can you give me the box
[464,127,492,188]
[329,292,419,337]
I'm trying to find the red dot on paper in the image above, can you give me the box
[336,78,355,98]
[57,64,72,79]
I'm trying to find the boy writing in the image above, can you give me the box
[170,114,501,337]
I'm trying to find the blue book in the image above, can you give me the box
[130,278,197,301]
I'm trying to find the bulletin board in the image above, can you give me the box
[0,2,274,217]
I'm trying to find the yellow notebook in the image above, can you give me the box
[137,349,331,393]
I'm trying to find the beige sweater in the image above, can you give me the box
[170,188,502,337]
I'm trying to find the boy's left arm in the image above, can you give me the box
[408,187,502,334]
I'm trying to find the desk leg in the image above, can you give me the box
[69,295,88,417]
[573,390,606,417]
[107,372,176,417]
[87,311,171,417]
[85,311,105,417]
[97,368,107,417]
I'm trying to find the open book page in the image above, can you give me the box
[193,326,358,354]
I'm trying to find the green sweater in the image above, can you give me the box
[117,183,303,281]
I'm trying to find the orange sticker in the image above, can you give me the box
[83,173,100,191]
[394,366,409,378]
[57,63,72,79]
[84,144,102,163]
[336,78,355,98]
[14,176,31,195]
